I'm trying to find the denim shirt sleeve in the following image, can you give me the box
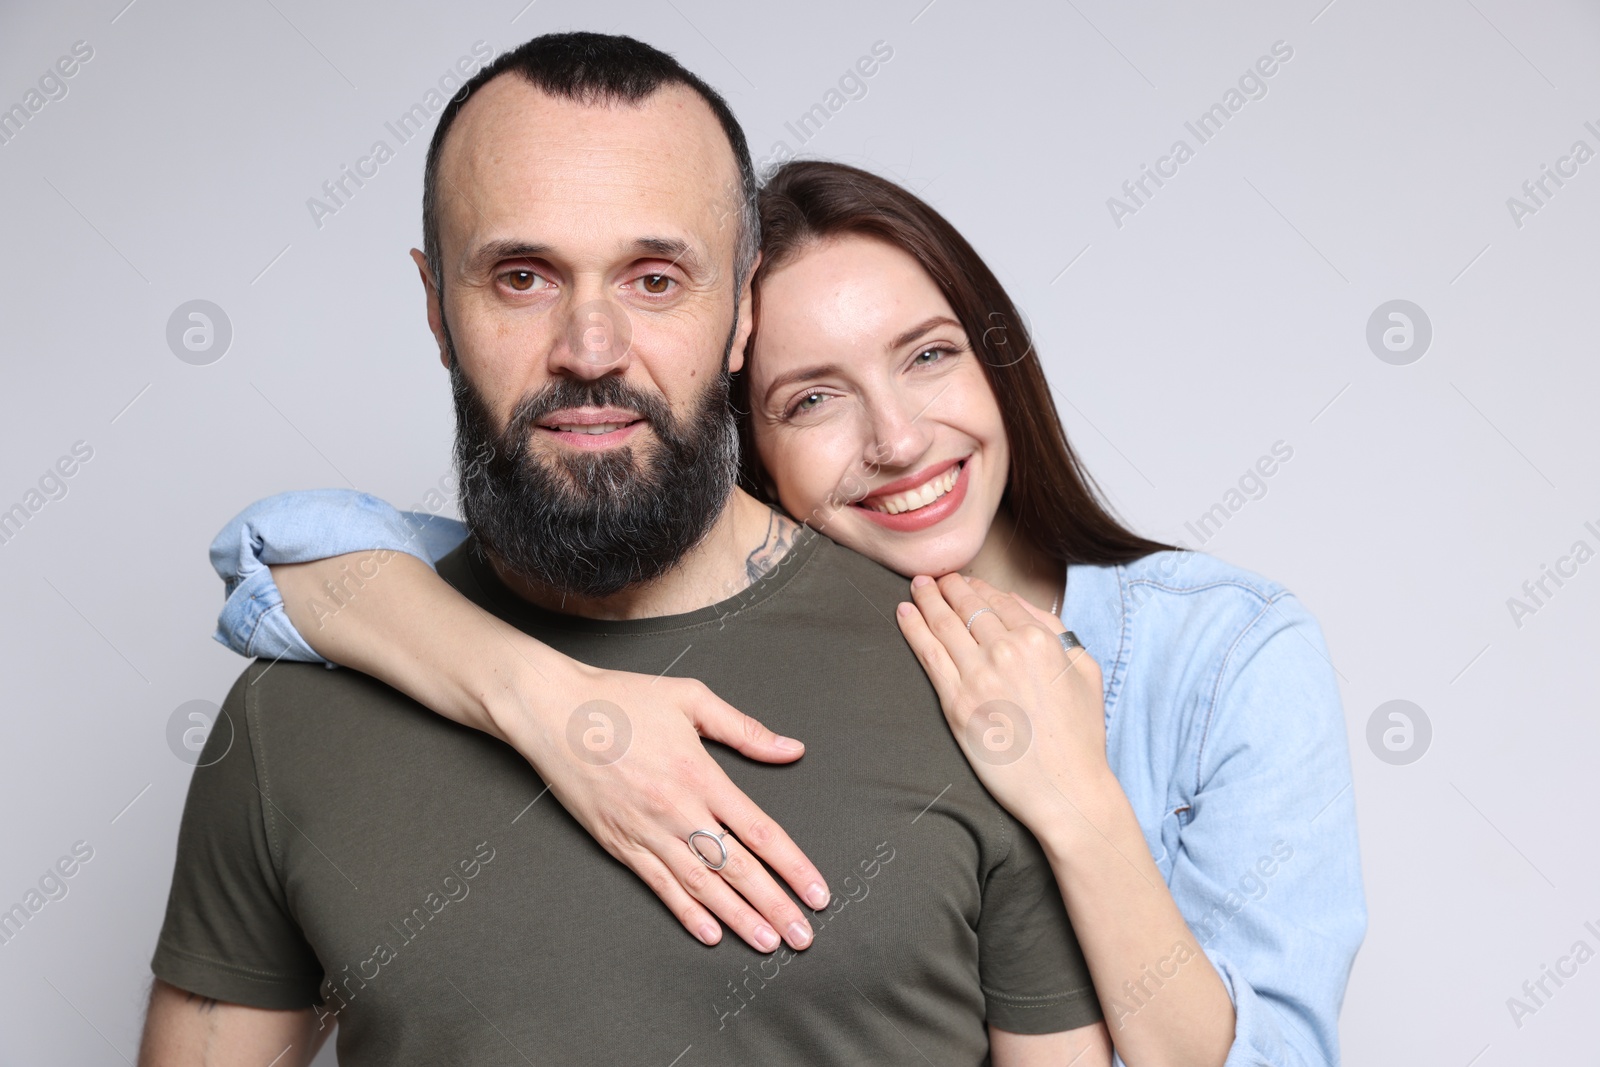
[209,489,470,665]
[1153,592,1366,1067]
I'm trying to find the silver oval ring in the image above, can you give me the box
[1059,630,1085,653]
[687,828,730,871]
[964,607,996,632]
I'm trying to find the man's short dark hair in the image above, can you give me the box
[421,32,760,297]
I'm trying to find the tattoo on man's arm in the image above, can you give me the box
[184,991,219,1012]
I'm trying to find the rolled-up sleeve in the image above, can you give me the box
[209,489,469,664]
[1147,592,1366,1067]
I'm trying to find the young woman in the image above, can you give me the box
[211,161,1364,1066]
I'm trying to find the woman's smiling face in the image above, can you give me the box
[748,234,1009,579]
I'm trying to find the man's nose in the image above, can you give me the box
[548,292,634,381]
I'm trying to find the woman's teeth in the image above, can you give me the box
[865,464,960,515]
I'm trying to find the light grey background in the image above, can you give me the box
[1,0,1596,1063]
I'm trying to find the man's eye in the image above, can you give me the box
[502,270,544,292]
[637,274,674,295]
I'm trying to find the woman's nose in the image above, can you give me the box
[867,399,934,470]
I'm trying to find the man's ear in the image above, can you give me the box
[728,249,762,376]
[410,248,451,368]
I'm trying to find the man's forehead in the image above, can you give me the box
[436,77,741,259]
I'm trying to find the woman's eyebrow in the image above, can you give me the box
[762,363,842,406]
[887,315,962,352]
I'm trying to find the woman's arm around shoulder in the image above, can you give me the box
[206,488,836,956]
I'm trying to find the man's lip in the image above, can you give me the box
[534,421,645,450]
[857,456,968,504]
[534,407,643,428]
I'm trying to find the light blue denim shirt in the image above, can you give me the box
[212,490,1365,1066]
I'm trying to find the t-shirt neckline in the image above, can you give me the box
[456,525,825,637]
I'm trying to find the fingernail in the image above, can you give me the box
[896,602,914,617]
[911,575,933,588]
[787,921,813,948]
[774,735,803,751]
[805,882,830,909]
[753,925,780,952]
[697,923,720,945]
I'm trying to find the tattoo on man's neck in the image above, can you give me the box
[745,510,800,587]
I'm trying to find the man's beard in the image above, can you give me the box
[448,336,742,601]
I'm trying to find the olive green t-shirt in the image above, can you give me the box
[152,528,1101,1064]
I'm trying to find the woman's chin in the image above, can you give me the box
[839,519,986,580]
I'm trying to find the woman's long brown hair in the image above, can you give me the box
[734,159,1176,567]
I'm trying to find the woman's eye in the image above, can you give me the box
[790,391,829,416]
[636,274,675,295]
[913,346,949,366]
[502,269,545,292]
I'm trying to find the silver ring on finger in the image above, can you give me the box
[687,828,731,871]
[964,607,996,632]
[1059,630,1085,653]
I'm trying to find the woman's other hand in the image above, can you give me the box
[895,572,1111,826]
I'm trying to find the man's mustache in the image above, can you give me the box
[505,377,673,448]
